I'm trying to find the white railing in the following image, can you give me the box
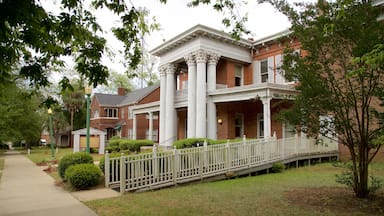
[104,135,338,192]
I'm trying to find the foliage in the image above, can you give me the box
[262,0,384,198]
[58,152,93,179]
[0,0,165,89]
[0,82,44,144]
[65,163,102,190]
[61,80,85,131]
[272,162,285,173]
[172,138,245,149]
[99,153,121,174]
[96,71,135,94]
[106,139,154,153]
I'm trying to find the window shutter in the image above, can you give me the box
[253,61,261,84]
[268,56,274,83]
[275,54,285,84]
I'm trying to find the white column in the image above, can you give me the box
[262,98,271,138]
[159,67,167,145]
[165,63,176,147]
[195,50,208,138]
[185,53,196,138]
[207,52,220,140]
[148,112,153,141]
[132,114,137,140]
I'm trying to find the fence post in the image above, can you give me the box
[203,140,208,171]
[295,133,299,156]
[120,153,126,194]
[226,140,231,170]
[104,150,110,188]
[173,147,178,184]
[153,145,158,180]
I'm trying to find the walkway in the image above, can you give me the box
[0,151,98,216]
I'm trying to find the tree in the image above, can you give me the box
[0,82,44,145]
[61,81,85,145]
[97,71,135,94]
[0,0,163,89]
[259,0,384,198]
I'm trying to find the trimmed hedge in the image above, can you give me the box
[106,139,154,153]
[65,164,102,190]
[172,138,244,149]
[58,152,93,179]
[99,153,121,174]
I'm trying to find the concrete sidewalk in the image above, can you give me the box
[0,151,98,216]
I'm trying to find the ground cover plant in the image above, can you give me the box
[85,163,384,216]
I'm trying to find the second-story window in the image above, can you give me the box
[260,59,268,83]
[235,65,243,86]
[104,108,118,118]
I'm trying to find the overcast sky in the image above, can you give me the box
[43,0,293,85]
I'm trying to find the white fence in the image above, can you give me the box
[104,135,338,192]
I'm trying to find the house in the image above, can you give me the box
[127,25,301,148]
[90,84,160,142]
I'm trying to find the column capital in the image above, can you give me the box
[208,52,221,65]
[159,65,167,76]
[184,53,195,65]
[166,63,176,74]
[261,97,271,105]
[194,49,208,64]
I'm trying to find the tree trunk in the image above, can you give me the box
[70,109,74,147]
[354,143,370,198]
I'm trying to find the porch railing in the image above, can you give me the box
[104,135,338,192]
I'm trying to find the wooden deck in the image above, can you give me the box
[104,136,338,193]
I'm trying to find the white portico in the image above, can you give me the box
[150,25,298,148]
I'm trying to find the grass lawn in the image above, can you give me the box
[85,163,384,216]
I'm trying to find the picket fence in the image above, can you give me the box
[104,135,338,193]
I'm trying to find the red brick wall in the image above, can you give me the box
[216,60,227,85]
[177,109,187,140]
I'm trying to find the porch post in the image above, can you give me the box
[207,52,220,140]
[165,63,176,147]
[185,53,196,138]
[148,112,153,141]
[195,50,208,138]
[159,67,167,145]
[132,113,137,140]
[262,98,271,138]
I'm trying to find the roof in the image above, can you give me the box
[150,24,253,56]
[72,127,106,135]
[121,83,159,105]
[94,84,160,107]
[93,93,126,107]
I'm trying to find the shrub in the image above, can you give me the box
[99,153,121,174]
[271,162,285,173]
[65,164,102,190]
[58,152,93,179]
[108,139,154,153]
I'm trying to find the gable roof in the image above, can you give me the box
[121,83,159,105]
[94,84,160,107]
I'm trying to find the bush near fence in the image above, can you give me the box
[58,152,94,179]
[105,139,154,153]
[173,138,244,149]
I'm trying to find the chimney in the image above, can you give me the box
[117,87,126,96]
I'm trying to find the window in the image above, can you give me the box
[235,65,243,86]
[235,113,244,138]
[128,108,133,119]
[128,129,133,139]
[121,108,125,119]
[257,113,264,138]
[260,59,268,83]
[182,80,188,90]
[93,110,99,118]
[146,114,159,120]
[146,129,158,141]
[104,108,118,118]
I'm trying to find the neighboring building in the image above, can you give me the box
[137,24,301,147]
[90,84,160,142]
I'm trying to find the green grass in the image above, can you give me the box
[85,163,384,216]
[24,147,103,164]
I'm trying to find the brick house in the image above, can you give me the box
[128,25,301,147]
[90,84,160,142]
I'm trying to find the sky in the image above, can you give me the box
[43,0,293,86]
[95,0,292,75]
